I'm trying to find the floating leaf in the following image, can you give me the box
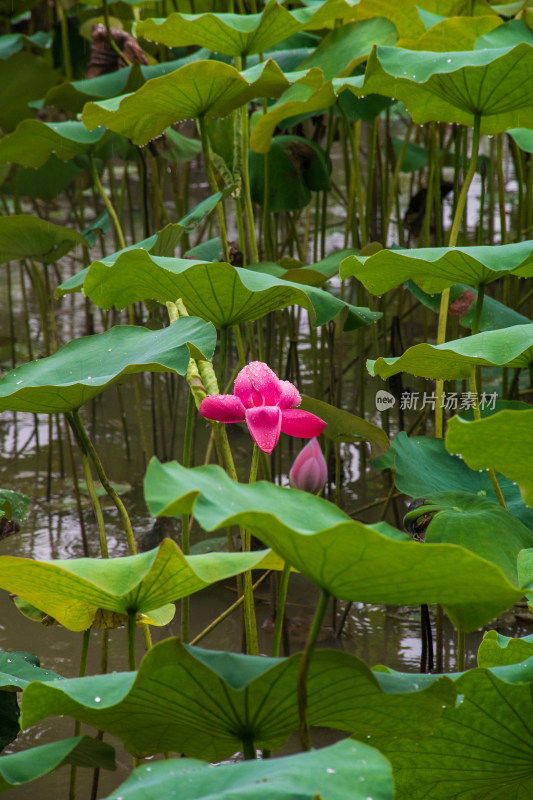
[0,215,87,265]
[0,539,277,632]
[299,394,390,455]
[352,44,533,133]
[367,324,533,381]
[82,252,380,330]
[0,489,31,525]
[446,410,533,508]
[340,241,533,295]
[0,736,115,790]
[102,739,393,800]
[0,119,107,168]
[83,60,310,146]
[21,638,455,760]
[144,459,523,630]
[374,657,533,799]
[0,318,216,414]
[477,631,533,668]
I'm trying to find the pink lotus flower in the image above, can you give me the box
[199,361,326,454]
[289,438,327,494]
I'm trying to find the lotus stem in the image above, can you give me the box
[298,589,330,751]
[89,155,126,251]
[469,366,507,508]
[271,561,291,657]
[435,114,481,436]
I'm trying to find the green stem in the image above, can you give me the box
[241,105,259,264]
[127,612,137,671]
[436,115,481,436]
[298,590,330,751]
[68,629,91,800]
[242,737,257,760]
[89,155,126,251]
[79,444,108,559]
[242,445,260,655]
[271,562,290,658]
[67,410,137,555]
[457,629,465,672]
[471,283,485,336]
[198,116,230,263]
[180,392,196,643]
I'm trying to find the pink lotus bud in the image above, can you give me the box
[289,438,327,494]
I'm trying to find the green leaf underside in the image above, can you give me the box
[102,739,393,800]
[340,241,533,294]
[0,215,87,265]
[21,638,455,761]
[446,411,533,507]
[82,60,319,145]
[374,658,533,800]
[354,44,533,133]
[368,324,533,380]
[373,431,533,529]
[477,631,533,668]
[0,736,115,790]
[0,539,278,631]
[82,252,379,330]
[0,319,216,413]
[144,459,523,630]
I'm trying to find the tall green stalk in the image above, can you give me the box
[298,590,330,751]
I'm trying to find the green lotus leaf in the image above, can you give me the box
[45,54,207,114]
[55,190,231,297]
[411,491,533,584]
[0,650,62,753]
[144,459,523,630]
[0,649,61,691]
[508,127,533,153]
[374,657,533,799]
[367,324,533,381]
[101,739,392,800]
[249,135,331,211]
[136,0,308,57]
[0,539,278,632]
[297,16,397,80]
[340,241,533,295]
[352,43,533,132]
[0,119,107,168]
[82,252,380,330]
[0,52,57,131]
[299,394,390,455]
[307,0,424,38]
[474,18,533,49]
[0,318,216,413]
[250,80,336,153]
[373,430,533,529]
[0,489,31,525]
[249,249,359,286]
[405,281,532,332]
[0,215,87,265]
[400,14,501,51]
[21,638,455,760]
[446,410,533,508]
[5,155,84,203]
[477,631,533,668]
[0,736,115,790]
[0,31,51,60]
[83,60,313,146]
